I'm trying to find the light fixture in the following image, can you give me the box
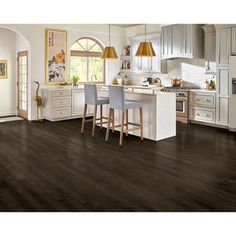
[101,24,118,59]
[135,24,156,57]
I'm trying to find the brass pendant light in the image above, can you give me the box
[101,24,118,59]
[135,24,156,57]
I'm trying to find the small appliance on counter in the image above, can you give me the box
[171,78,182,87]
[142,77,152,86]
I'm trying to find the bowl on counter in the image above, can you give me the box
[171,79,182,87]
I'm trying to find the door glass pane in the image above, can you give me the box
[18,55,27,111]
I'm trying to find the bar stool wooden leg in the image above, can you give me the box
[106,108,112,141]
[81,104,87,134]
[126,109,128,136]
[140,107,143,141]
[100,104,103,129]
[119,110,125,146]
[92,105,97,137]
[112,109,115,133]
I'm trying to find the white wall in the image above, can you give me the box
[0,24,127,120]
[0,28,17,117]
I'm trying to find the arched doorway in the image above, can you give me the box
[0,27,31,120]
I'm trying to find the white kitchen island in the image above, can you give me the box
[42,86,176,141]
[98,87,176,141]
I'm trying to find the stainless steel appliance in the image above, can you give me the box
[163,87,198,123]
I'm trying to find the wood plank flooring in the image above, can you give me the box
[0,119,236,212]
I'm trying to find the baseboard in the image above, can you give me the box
[0,111,17,117]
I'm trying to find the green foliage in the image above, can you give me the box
[71,75,80,84]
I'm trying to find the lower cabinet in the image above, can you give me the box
[42,88,91,121]
[216,96,229,125]
[189,106,216,123]
[189,91,216,124]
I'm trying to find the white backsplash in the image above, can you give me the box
[125,58,216,88]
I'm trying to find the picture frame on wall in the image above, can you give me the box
[45,29,68,85]
[0,60,8,79]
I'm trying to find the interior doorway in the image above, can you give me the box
[17,51,28,119]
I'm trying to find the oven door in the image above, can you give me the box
[176,97,188,117]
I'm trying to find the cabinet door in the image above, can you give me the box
[72,90,84,116]
[216,96,229,125]
[216,67,229,95]
[232,27,236,55]
[172,24,183,56]
[205,31,216,61]
[216,28,231,66]
[131,40,142,71]
[162,26,172,58]
[182,24,193,57]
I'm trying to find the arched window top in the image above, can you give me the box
[70,37,104,53]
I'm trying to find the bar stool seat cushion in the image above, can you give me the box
[124,99,142,109]
[97,96,109,105]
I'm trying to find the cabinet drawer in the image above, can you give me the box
[52,97,71,108]
[52,107,71,119]
[190,92,215,108]
[51,90,71,97]
[189,106,215,123]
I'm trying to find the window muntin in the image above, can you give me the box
[70,37,105,83]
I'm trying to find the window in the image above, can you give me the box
[70,37,105,83]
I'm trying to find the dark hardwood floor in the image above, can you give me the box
[0,119,236,212]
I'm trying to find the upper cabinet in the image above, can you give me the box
[231,27,236,55]
[202,25,216,73]
[216,28,231,66]
[130,33,167,73]
[161,24,204,60]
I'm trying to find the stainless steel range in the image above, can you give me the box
[162,87,198,124]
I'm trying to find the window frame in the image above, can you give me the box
[70,37,106,84]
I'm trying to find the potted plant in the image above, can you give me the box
[71,75,80,87]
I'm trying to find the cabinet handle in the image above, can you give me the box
[196,113,200,116]
[206,99,210,102]
[205,114,210,118]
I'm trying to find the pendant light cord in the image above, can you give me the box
[109,24,111,46]
[145,24,146,42]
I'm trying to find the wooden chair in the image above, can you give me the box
[105,85,143,145]
[81,84,109,137]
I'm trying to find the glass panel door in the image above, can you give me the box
[17,51,28,119]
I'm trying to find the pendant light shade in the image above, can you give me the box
[101,25,118,59]
[135,25,156,57]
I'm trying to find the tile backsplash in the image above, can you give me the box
[126,58,216,88]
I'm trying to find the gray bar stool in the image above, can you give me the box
[81,84,109,137]
[105,85,143,145]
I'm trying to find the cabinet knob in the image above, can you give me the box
[206,99,210,102]
[196,113,200,116]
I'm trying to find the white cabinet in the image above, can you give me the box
[161,24,203,60]
[216,67,229,125]
[72,90,85,116]
[202,25,216,73]
[216,96,229,125]
[232,27,236,55]
[217,67,229,95]
[130,33,167,73]
[172,24,183,56]
[189,91,216,124]
[216,28,231,66]
[42,88,89,121]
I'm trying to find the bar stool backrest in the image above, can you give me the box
[108,85,125,110]
[84,84,97,105]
